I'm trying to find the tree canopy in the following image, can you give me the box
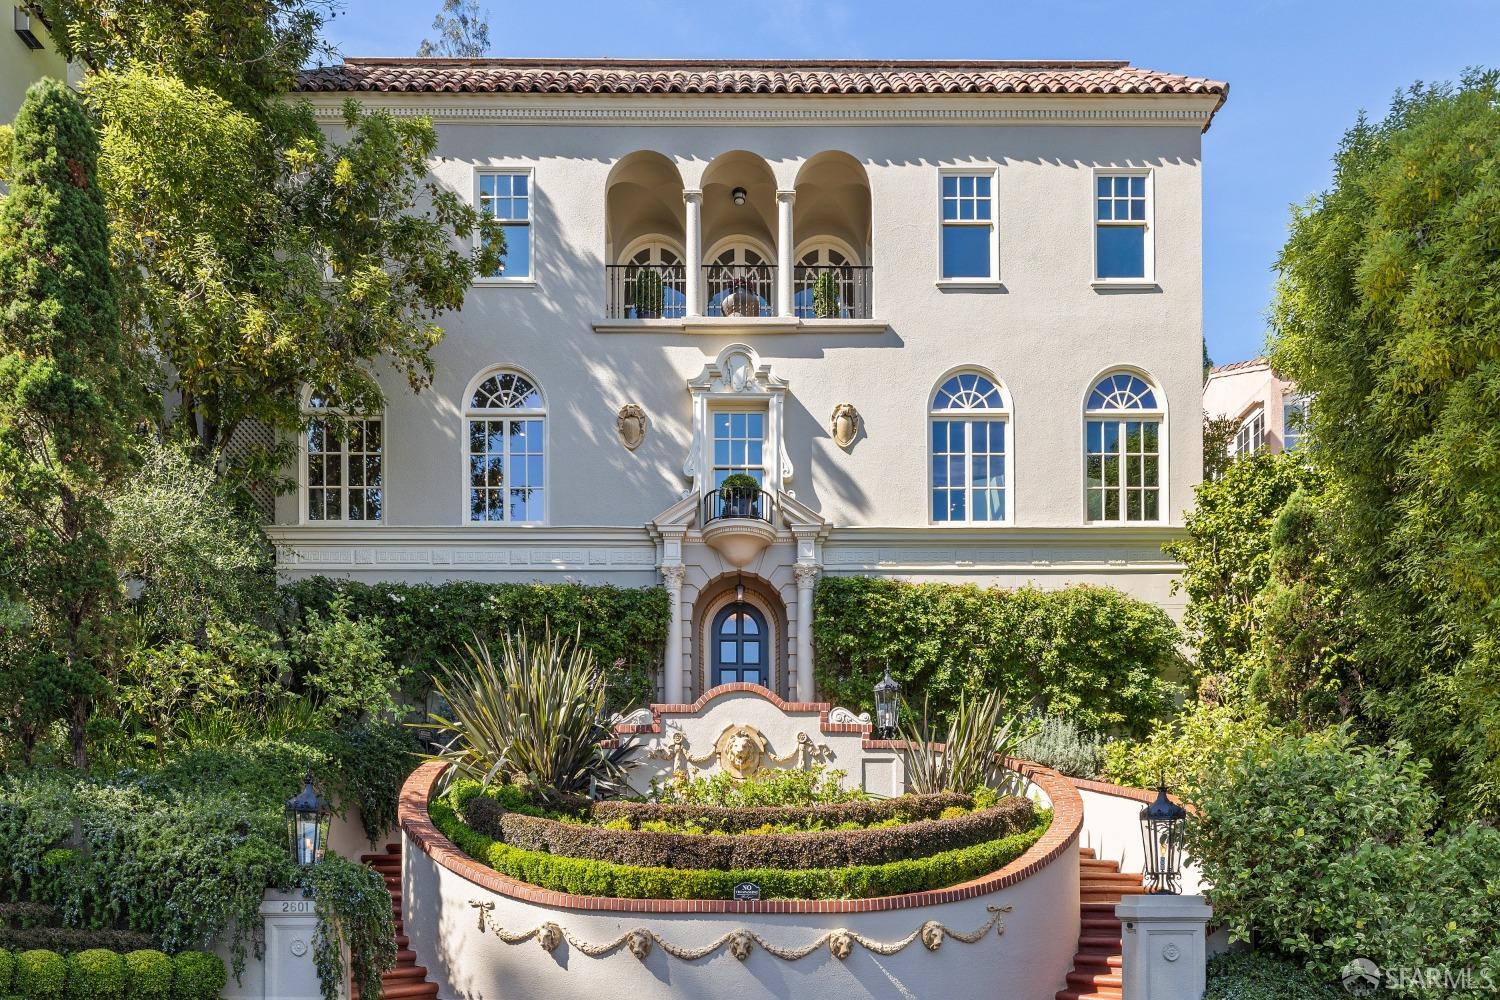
[1269,70,1500,816]
[418,0,492,58]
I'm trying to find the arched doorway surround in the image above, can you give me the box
[693,574,788,699]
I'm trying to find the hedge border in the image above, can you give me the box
[433,796,1050,901]
[463,795,1036,871]
[589,792,972,832]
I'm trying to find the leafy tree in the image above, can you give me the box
[0,80,148,769]
[418,0,492,58]
[1269,71,1500,816]
[1201,411,1238,481]
[1164,452,1318,687]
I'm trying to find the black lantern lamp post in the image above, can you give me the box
[873,669,901,740]
[1140,781,1188,894]
[286,772,332,868]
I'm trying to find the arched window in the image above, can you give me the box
[465,369,545,523]
[793,242,862,319]
[302,392,382,522]
[620,240,687,319]
[705,242,773,317]
[1084,371,1164,522]
[930,371,1010,523]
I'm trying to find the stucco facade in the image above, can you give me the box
[272,59,1224,703]
[1203,358,1304,459]
[1,5,78,124]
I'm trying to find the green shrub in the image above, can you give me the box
[0,929,154,955]
[813,578,1182,734]
[591,789,970,833]
[1204,952,1342,1000]
[652,765,859,808]
[14,950,65,1000]
[1103,698,1282,790]
[1189,728,1500,989]
[65,949,124,1000]
[1017,715,1108,779]
[282,578,669,713]
[168,951,224,1000]
[294,595,407,725]
[433,796,1050,900]
[122,951,172,1000]
[0,949,13,993]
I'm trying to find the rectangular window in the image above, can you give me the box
[1095,173,1148,280]
[712,410,765,487]
[478,171,532,280]
[940,173,995,279]
[306,416,383,522]
[1233,409,1266,458]
[1282,396,1307,451]
[931,419,1006,523]
[468,417,544,522]
[1087,419,1159,522]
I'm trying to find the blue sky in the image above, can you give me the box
[325,0,1499,366]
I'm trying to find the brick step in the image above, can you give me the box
[1074,952,1124,971]
[1080,858,1121,870]
[1081,872,1144,884]
[1080,901,1122,914]
[396,949,416,964]
[1068,969,1123,990]
[1078,934,1124,951]
[1078,847,1097,859]
[365,983,438,1000]
[358,843,439,1000]
[384,965,431,982]
[1081,919,1122,934]
[1054,989,1122,1000]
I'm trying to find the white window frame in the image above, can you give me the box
[1081,367,1168,525]
[460,367,547,525]
[709,404,769,488]
[1232,407,1266,459]
[299,392,385,525]
[936,167,1001,286]
[927,369,1014,526]
[1091,169,1155,287]
[1282,394,1308,452]
[474,166,536,286]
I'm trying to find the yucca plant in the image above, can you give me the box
[898,688,1018,795]
[425,629,636,802]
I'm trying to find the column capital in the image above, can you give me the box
[793,563,820,589]
[682,188,704,203]
[775,188,797,203]
[660,564,687,589]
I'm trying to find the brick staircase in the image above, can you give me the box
[1054,846,1150,1000]
[356,842,440,1000]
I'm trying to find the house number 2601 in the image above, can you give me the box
[280,901,314,913]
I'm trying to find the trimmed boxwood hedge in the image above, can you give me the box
[431,797,1052,900]
[0,949,220,1000]
[589,793,974,833]
[465,795,1036,870]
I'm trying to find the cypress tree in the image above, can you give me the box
[0,78,144,768]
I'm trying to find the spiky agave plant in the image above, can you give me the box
[898,688,1018,795]
[425,629,636,802]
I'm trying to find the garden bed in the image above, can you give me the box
[430,777,1050,901]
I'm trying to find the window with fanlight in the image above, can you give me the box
[1084,371,1165,522]
[302,393,383,523]
[930,371,1010,523]
[465,369,545,523]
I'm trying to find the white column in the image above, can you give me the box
[793,563,818,701]
[776,189,796,317]
[661,565,687,702]
[683,189,703,317]
[1116,895,1213,1000]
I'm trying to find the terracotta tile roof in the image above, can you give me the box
[1208,357,1268,375]
[297,58,1227,120]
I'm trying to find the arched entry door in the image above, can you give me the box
[711,602,768,687]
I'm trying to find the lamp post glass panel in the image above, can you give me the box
[873,670,901,739]
[286,772,332,867]
[1139,783,1188,893]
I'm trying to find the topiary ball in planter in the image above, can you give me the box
[169,951,226,1000]
[123,950,174,1000]
[717,473,763,517]
[66,949,125,1000]
[15,950,66,1000]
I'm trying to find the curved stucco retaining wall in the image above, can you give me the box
[399,760,1081,1000]
[1068,777,1204,895]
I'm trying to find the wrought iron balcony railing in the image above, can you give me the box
[702,486,773,525]
[605,264,688,319]
[704,264,776,318]
[793,264,873,319]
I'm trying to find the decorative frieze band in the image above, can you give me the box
[469,900,1012,962]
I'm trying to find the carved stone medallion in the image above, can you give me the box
[714,724,769,779]
[616,403,647,451]
[830,403,860,449]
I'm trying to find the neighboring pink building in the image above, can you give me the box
[1202,358,1305,457]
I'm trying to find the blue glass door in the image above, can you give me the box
[712,603,767,687]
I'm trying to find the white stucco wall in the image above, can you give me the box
[1,8,75,124]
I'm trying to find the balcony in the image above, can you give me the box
[700,486,777,567]
[596,149,884,334]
